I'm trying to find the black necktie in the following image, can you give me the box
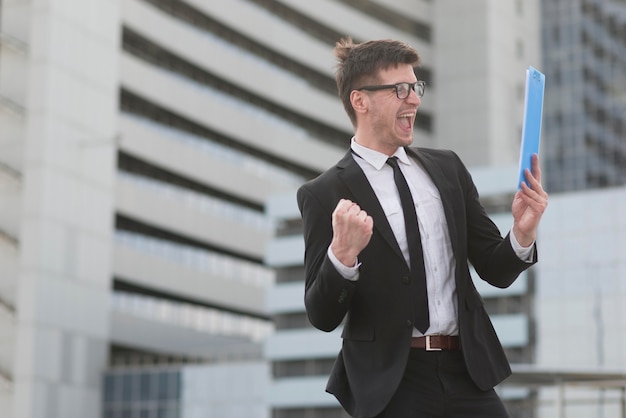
[386,157,430,333]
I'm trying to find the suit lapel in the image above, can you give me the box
[336,151,406,264]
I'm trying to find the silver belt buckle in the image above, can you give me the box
[425,335,442,351]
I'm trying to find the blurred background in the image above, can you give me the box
[0,0,625,417]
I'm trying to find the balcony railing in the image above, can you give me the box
[112,291,273,342]
[115,230,275,288]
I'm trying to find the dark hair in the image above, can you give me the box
[334,37,420,126]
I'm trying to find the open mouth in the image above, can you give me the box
[397,112,415,133]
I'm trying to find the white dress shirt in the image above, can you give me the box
[328,139,533,337]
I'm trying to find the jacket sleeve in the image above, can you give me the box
[297,184,356,332]
[455,152,536,288]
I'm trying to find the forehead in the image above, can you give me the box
[376,64,417,83]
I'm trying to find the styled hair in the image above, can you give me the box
[334,37,420,126]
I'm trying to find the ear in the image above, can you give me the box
[350,90,368,115]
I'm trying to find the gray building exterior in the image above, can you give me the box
[0,0,547,417]
[1,0,306,416]
[541,0,626,193]
[533,184,626,417]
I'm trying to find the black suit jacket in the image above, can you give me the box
[296,147,536,418]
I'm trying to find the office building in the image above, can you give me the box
[1,0,541,417]
[541,0,626,193]
[533,185,626,417]
[102,362,270,418]
[0,0,338,416]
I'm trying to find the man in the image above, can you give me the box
[296,38,548,418]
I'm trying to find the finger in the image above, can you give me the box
[338,199,354,210]
[521,174,548,201]
[347,202,363,215]
[530,153,542,184]
[345,201,362,212]
[355,208,370,222]
[333,199,354,216]
[520,180,541,199]
[523,171,546,198]
[519,182,548,210]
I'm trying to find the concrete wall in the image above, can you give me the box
[12,1,120,417]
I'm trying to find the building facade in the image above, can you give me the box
[1,0,121,416]
[541,0,626,193]
[535,1,626,414]
[102,361,270,418]
[0,0,338,416]
[1,0,541,417]
[534,185,626,417]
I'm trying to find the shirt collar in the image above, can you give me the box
[350,137,412,170]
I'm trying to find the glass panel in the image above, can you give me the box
[103,375,115,402]
[140,372,153,401]
[121,373,133,402]
[157,372,170,400]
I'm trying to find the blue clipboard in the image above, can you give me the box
[517,66,545,188]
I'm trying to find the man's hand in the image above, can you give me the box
[512,154,548,247]
[330,199,373,266]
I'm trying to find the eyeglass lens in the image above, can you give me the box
[397,82,424,99]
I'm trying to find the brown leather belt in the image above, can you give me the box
[411,335,460,351]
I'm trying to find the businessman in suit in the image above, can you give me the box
[296,38,548,418]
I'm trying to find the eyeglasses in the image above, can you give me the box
[356,81,426,99]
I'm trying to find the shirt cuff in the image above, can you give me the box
[327,246,360,281]
[509,228,535,263]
